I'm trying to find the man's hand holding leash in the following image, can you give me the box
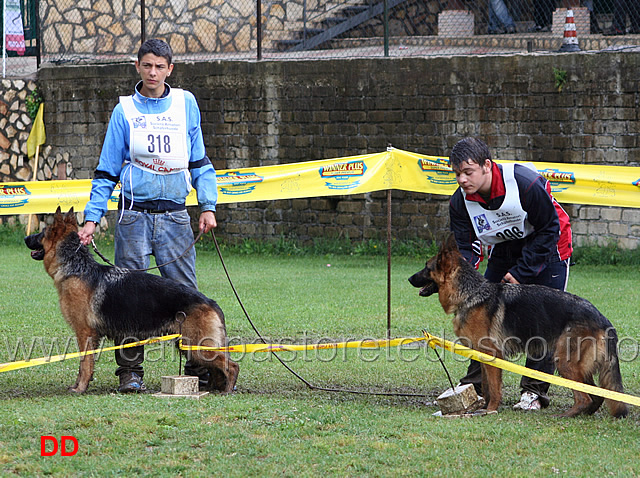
[501,272,519,284]
[79,221,96,246]
[199,210,217,234]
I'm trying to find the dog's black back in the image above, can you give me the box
[43,226,223,343]
[455,257,616,355]
[97,269,223,342]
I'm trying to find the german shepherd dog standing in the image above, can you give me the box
[25,207,239,394]
[409,235,628,418]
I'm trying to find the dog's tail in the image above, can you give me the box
[599,326,629,418]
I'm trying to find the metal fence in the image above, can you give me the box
[3,0,640,78]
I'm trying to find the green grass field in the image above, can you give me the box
[1,239,639,476]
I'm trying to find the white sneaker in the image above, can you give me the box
[513,392,541,410]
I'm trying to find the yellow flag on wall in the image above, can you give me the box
[27,103,46,158]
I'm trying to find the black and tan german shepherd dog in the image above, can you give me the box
[25,207,239,394]
[409,235,628,418]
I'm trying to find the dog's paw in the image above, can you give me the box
[68,385,87,394]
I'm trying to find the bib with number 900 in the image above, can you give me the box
[463,163,534,245]
[120,89,189,175]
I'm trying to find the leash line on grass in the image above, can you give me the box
[425,330,456,391]
[209,230,435,399]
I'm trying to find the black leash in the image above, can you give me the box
[423,329,456,391]
[90,230,203,272]
[209,230,434,399]
[90,227,435,398]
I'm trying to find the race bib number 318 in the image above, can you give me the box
[132,131,186,161]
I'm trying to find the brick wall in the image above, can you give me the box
[25,53,640,248]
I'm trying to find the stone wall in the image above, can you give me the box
[0,79,65,183]
[0,79,34,182]
[3,52,640,248]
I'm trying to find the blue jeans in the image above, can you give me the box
[489,0,515,32]
[113,209,198,377]
[115,209,197,289]
[460,257,570,407]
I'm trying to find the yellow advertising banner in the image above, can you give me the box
[1,148,639,215]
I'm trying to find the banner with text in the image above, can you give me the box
[1,148,639,215]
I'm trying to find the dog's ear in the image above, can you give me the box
[445,233,458,252]
[436,236,449,265]
[53,206,64,223]
[437,233,456,257]
[436,233,460,271]
[64,208,78,227]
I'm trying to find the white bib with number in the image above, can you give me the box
[120,89,189,175]
[464,163,534,245]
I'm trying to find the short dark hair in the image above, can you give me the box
[137,39,173,65]
[449,137,491,170]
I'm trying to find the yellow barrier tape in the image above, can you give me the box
[179,336,427,353]
[423,331,640,408]
[5,330,640,410]
[0,334,181,373]
[0,334,426,373]
[2,148,639,214]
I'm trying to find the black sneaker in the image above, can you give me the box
[118,372,147,393]
[195,371,211,391]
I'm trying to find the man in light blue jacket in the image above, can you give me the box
[79,38,218,393]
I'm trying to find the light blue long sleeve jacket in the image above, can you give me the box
[84,82,217,223]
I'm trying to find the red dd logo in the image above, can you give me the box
[40,436,79,456]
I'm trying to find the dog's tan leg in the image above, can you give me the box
[555,367,594,417]
[57,279,97,393]
[559,390,593,418]
[474,334,502,411]
[583,381,605,415]
[555,332,595,417]
[481,362,502,411]
[70,328,96,393]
